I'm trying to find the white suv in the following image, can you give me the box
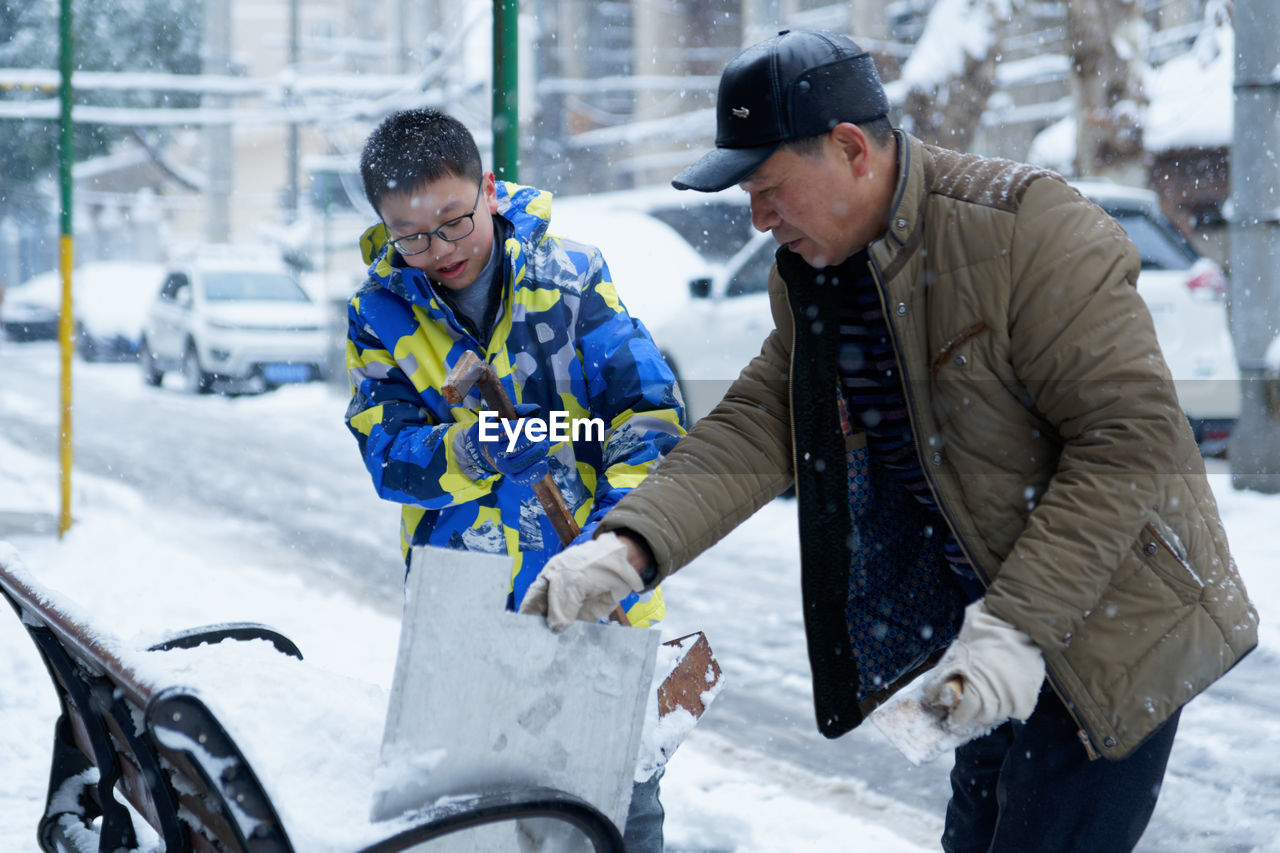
[1070,180,1239,452]
[139,249,329,393]
[650,180,1239,454]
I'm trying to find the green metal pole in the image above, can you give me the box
[57,0,75,538]
[492,0,518,180]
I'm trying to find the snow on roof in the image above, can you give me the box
[1144,17,1234,153]
[995,53,1071,88]
[1029,15,1235,170]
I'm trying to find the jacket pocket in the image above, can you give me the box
[1139,521,1205,603]
[931,321,988,379]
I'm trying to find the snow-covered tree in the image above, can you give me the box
[890,0,1012,151]
[0,0,202,222]
[1065,0,1148,179]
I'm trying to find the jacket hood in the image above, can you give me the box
[358,181,555,306]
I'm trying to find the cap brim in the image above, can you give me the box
[671,142,779,192]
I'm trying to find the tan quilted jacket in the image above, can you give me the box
[603,133,1257,759]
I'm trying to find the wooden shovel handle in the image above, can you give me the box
[938,676,964,709]
[446,352,630,626]
[445,360,721,724]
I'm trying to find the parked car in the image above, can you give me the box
[0,262,165,359]
[75,262,168,360]
[546,198,713,341]
[1,274,60,342]
[649,179,1240,454]
[139,248,328,393]
[558,184,757,262]
[1072,179,1239,453]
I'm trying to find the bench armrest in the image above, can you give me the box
[355,787,626,853]
[147,622,303,660]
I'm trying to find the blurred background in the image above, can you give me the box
[3,9,1280,847]
[1,0,1275,476]
[0,0,1242,289]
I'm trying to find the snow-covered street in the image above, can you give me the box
[3,340,1280,851]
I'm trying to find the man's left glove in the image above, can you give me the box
[518,532,644,632]
[922,599,1046,737]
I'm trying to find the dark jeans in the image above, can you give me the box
[623,769,665,852]
[943,686,1181,853]
[518,771,664,852]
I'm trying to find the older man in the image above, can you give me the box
[521,29,1257,852]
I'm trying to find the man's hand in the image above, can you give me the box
[922,600,1046,737]
[459,403,551,485]
[518,532,645,631]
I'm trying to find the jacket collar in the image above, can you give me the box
[868,131,928,280]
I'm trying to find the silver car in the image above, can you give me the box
[139,250,328,394]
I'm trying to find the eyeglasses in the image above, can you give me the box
[388,181,483,257]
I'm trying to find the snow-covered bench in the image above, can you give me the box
[0,554,625,853]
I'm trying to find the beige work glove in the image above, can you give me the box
[922,599,1046,738]
[518,532,643,632]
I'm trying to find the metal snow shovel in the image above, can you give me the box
[370,545,658,845]
[441,350,723,725]
[868,671,968,766]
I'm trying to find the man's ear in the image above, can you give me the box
[830,122,872,177]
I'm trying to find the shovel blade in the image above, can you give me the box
[633,632,725,781]
[372,546,657,832]
[657,632,721,719]
[868,673,968,766]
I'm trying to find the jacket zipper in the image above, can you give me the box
[784,296,800,488]
[863,256,1102,760]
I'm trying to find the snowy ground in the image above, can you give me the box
[2,340,1279,851]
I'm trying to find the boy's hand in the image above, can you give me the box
[460,403,551,485]
[519,533,645,631]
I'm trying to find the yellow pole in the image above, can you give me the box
[58,235,74,537]
[57,0,74,538]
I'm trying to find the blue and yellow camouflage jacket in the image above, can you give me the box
[345,181,685,625]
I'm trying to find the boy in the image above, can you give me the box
[344,108,684,849]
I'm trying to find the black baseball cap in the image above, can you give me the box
[672,30,890,192]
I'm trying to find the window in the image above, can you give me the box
[725,239,777,297]
[160,272,190,302]
[649,202,755,262]
[203,273,310,302]
[1103,207,1198,271]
